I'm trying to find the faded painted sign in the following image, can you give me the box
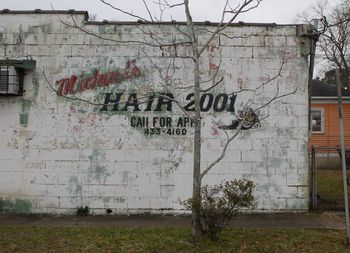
[0,11,311,214]
[55,59,242,136]
[99,92,237,112]
[55,60,142,96]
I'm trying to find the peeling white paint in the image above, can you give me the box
[0,12,311,214]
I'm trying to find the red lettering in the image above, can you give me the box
[65,75,78,95]
[84,77,92,90]
[75,73,84,94]
[54,60,142,96]
[96,75,102,86]
[97,73,107,86]
[124,60,141,79]
[55,79,67,96]
[125,60,132,69]
[116,70,123,83]
[102,73,109,86]
[102,74,108,86]
[106,72,115,85]
[131,65,141,78]
[79,78,87,92]
[124,60,133,79]
[75,79,82,94]
[109,70,118,83]
[124,70,130,79]
[89,70,99,90]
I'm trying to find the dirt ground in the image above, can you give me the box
[0,212,345,230]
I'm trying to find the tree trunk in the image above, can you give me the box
[192,117,202,238]
[192,55,202,239]
[183,0,202,239]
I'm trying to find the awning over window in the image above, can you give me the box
[0,59,36,70]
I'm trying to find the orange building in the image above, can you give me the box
[309,81,350,168]
[310,99,350,146]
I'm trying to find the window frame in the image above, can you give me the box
[0,59,36,96]
[311,108,325,134]
[0,67,10,93]
[0,65,23,96]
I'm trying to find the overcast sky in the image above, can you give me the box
[1,0,318,24]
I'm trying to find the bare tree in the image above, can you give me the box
[48,0,300,238]
[300,0,350,84]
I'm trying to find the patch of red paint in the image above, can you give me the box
[258,76,271,83]
[211,127,219,136]
[208,45,218,53]
[209,61,218,71]
[69,106,77,113]
[55,60,142,96]
[72,125,81,135]
[88,112,98,125]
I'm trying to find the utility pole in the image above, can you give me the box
[336,69,350,245]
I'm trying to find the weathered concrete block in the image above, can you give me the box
[286,197,308,210]
[287,173,309,186]
[0,12,310,214]
[259,197,287,210]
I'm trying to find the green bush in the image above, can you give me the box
[76,206,90,216]
[184,179,255,239]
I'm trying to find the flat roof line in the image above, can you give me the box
[0,9,299,27]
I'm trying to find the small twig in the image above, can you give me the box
[143,0,155,22]
[200,103,251,180]
[100,0,150,22]
[200,77,224,92]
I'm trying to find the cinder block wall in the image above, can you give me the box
[0,12,310,214]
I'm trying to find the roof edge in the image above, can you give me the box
[0,9,302,27]
[311,96,350,100]
[0,9,89,20]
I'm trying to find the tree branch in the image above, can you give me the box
[100,0,150,22]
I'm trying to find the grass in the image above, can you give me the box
[1,169,349,252]
[0,226,349,253]
[317,169,350,210]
